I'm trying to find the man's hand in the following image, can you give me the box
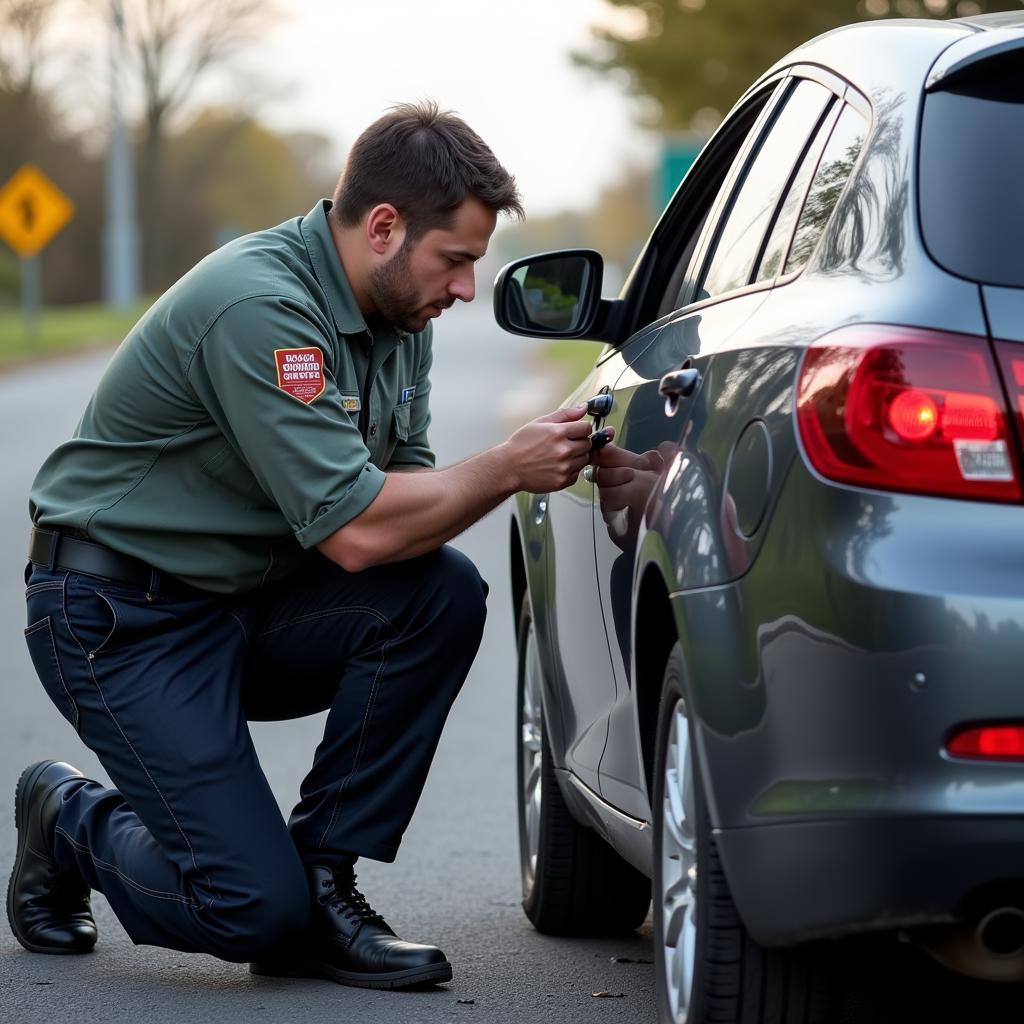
[320,404,611,572]
[503,404,601,494]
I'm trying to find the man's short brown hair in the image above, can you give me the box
[332,100,524,241]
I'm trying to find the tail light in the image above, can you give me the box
[947,724,1024,761]
[796,325,1022,501]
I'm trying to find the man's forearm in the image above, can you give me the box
[318,445,518,571]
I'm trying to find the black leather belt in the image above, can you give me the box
[28,527,204,599]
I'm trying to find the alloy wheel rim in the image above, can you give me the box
[520,619,544,893]
[660,697,698,1023]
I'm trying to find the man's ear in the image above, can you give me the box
[365,204,404,255]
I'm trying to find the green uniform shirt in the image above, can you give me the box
[31,201,435,593]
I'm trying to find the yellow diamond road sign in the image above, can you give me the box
[0,164,75,259]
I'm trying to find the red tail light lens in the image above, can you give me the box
[796,325,1022,501]
[994,342,1024,454]
[947,725,1024,761]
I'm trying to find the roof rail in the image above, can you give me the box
[926,28,1024,92]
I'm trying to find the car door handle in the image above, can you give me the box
[659,368,701,417]
[658,368,701,400]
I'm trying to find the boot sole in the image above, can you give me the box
[250,956,453,989]
[7,761,94,955]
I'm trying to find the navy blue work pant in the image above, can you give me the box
[22,546,487,961]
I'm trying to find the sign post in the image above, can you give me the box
[20,257,41,341]
[657,137,705,213]
[0,164,76,343]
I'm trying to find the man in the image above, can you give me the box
[10,101,597,990]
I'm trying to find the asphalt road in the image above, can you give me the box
[0,301,656,1024]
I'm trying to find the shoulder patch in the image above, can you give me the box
[274,347,325,404]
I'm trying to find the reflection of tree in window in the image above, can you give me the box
[821,94,906,278]
[702,80,832,298]
[785,106,866,274]
[521,262,585,330]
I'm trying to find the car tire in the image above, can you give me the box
[654,642,841,1023]
[516,594,651,936]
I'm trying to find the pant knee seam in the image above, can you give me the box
[317,634,392,850]
[227,609,249,644]
[55,827,200,907]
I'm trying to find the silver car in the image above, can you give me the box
[496,13,1024,1023]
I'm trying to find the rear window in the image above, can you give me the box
[919,51,1024,287]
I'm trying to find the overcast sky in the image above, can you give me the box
[250,0,658,216]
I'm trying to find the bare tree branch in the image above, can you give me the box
[122,0,276,128]
[99,0,281,286]
[0,0,62,95]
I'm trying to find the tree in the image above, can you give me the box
[160,107,335,275]
[577,0,1024,132]
[108,0,280,288]
[0,1,108,305]
[493,164,655,289]
[0,0,63,163]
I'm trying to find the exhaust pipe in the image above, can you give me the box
[920,906,1024,982]
[976,907,1024,959]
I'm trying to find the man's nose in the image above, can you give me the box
[449,266,476,303]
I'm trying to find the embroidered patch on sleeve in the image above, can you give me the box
[400,386,416,404]
[274,347,325,404]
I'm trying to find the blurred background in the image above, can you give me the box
[0,0,1020,366]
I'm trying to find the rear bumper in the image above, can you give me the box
[717,814,1024,947]
[671,458,1024,945]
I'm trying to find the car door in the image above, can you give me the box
[539,349,628,795]
[593,75,847,818]
[537,79,789,799]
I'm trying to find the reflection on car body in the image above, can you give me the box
[497,13,1024,1024]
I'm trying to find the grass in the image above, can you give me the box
[0,298,152,367]
[541,338,606,391]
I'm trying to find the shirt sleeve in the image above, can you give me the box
[387,327,436,470]
[187,294,385,548]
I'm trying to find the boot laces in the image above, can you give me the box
[322,873,387,929]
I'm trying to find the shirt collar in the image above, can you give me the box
[300,200,369,337]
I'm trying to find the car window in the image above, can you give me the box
[661,208,711,316]
[784,103,869,274]
[698,79,833,301]
[651,84,782,321]
[753,100,837,283]
[919,50,1024,287]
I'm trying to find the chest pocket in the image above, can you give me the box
[200,443,268,504]
[392,402,411,442]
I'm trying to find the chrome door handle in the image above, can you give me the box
[659,368,701,417]
[658,368,700,399]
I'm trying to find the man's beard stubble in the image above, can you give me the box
[367,239,429,333]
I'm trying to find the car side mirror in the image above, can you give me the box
[493,250,603,338]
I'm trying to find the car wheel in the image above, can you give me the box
[654,642,840,1023]
[516,594,651,935]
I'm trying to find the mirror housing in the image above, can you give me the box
[493,249,603,339]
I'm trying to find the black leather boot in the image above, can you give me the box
[251,866,452,989]
[7,761,97,954]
